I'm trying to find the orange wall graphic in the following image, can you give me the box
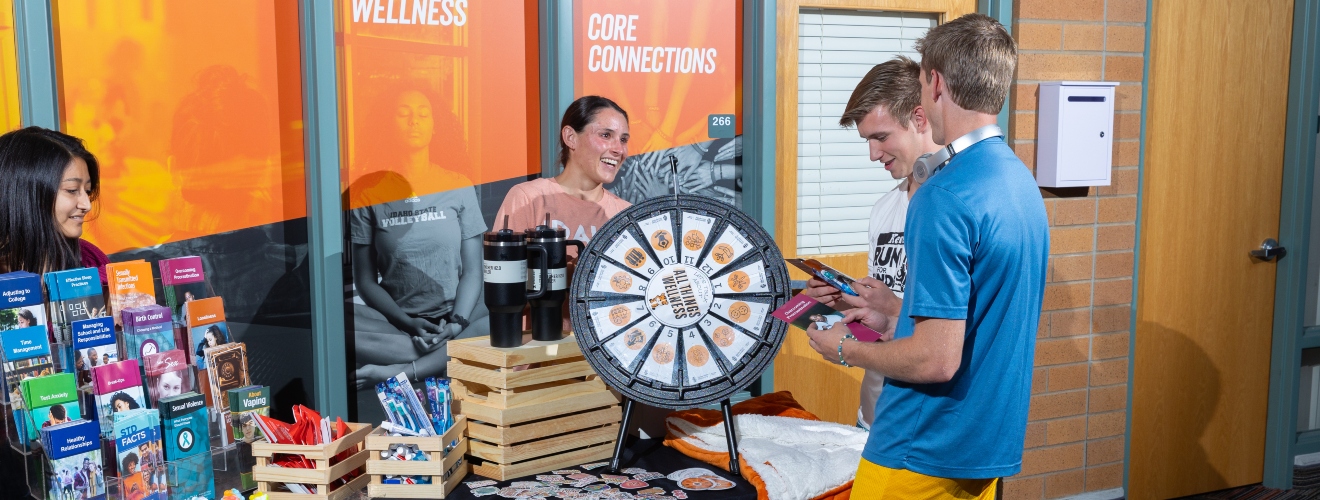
[58,1,307,255]
[574,0,741,156]
[0,0,19,132]
[338,0,539,210]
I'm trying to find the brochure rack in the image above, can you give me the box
[448,334,622,480]
[249,421,372,500]
[365,414,468,498]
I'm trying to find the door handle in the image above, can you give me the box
[1250,238,1287,261]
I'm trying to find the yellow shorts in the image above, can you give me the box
[852,458,999,499]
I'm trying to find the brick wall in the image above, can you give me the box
[1003,0,1147,498]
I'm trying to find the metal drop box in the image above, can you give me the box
[1036,81,1120,187]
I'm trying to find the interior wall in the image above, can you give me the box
[1002,0,1147,498]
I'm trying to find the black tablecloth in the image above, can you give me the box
[444,438,757,500]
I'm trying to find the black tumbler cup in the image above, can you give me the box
[525,217,585,341]
[483,216,548,348]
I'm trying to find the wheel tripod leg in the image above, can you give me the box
[721,399,741,477]
[608,398,636,473]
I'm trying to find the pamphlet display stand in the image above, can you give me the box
[448,334,622,480]
[250,422,372,500]
[365,414,469,498]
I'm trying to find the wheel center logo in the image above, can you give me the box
[644,264,713,328]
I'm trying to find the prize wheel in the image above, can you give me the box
[569,194,791,409]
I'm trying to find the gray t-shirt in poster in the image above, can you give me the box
[350,186,487,319]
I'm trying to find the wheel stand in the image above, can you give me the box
[608,398,742,477]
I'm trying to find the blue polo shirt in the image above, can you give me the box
[861,137,1049,479]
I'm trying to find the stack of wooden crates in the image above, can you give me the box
[447,334,622,480]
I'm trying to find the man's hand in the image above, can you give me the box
[836,277,903,316]
[802,277,844,308]
[803,307,896,365]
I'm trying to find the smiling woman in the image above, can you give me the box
[495,95,633,249]
[0,127,109,280]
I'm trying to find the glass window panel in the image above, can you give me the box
[55,1,315,416]
[336,0,540,422]
[1301,348,1320,433]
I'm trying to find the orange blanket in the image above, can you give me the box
[662,392,856,500]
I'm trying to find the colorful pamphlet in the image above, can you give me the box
[142,349,192,409]
[41,419,105,500]
[185,296,229,367]
[122,305,174,362]
[159,392,214,500]
[113,408,166,500]
[21,372,80,443]
[0,271,48,332]
[227,385,269,443]
[158,256,214,328]
[771,292,884,343]
[92,360,146,436]
[204,342,247,413]
[2,325,53,406]
[106,261,156,329]
[44,267,107,343]
[71,317,117,388]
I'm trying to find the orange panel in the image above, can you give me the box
[56,1,307,254]
[338,0,538,209]
[573,0,742,155]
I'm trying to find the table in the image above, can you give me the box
[445,438,757,500]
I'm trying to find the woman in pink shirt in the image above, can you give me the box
[496,95,632,254]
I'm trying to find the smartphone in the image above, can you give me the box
[787,258,860,296]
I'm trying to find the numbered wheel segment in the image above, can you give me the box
[570,195,791,409]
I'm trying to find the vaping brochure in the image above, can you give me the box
[227,385,269,443]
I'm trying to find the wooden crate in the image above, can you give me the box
[250,422,372,500]
[448,334,621,481]
[365,415,469,498]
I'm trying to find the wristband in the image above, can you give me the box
[838,333,856,367]
[449,314,470,330]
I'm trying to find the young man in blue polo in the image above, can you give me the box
[806,13,1048,498]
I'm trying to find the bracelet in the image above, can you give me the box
[838,333,856,367]
[449,314,470,330]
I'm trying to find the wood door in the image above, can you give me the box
[771,0,974,425]
[1131,1,1295,498]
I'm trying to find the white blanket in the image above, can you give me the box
[665,413,868,500]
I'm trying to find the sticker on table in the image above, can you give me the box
[590,261,646,296]
[588,301,648,340]
[699,225,753,275]
[638,328,678,385]
[710,298,770,336]
[683,329,722,385]
[713,260,769,295]
[603,318,662,369]
[637,213,678,266]
[680,212,717,264]
[698,315,757,363]
[604,231,660,277]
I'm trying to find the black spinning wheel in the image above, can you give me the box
[569,194,791,475]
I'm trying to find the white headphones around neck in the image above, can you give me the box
[910,124,1004,184]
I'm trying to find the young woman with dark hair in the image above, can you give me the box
[0,127,109,280]
[495,95,632,249]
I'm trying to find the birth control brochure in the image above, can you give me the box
[771,292,883,343]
